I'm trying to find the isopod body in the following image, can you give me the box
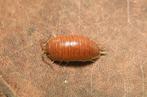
[43,35,102,62]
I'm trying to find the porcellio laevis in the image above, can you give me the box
[41,35,104,62]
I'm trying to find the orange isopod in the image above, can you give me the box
[41,35,104,62]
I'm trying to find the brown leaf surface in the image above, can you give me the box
[0,0,147,97]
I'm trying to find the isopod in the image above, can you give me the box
[41,35,104,62]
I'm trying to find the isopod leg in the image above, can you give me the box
[100,49,107,56]
[89,59,98,63]
[40,39,47,51]
[51,33,57,37]
[42,53,54,70]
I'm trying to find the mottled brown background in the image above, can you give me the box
[0,0,147,97]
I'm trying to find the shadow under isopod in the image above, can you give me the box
[54,61,95,68]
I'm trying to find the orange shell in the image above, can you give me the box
[46,35,101,61]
